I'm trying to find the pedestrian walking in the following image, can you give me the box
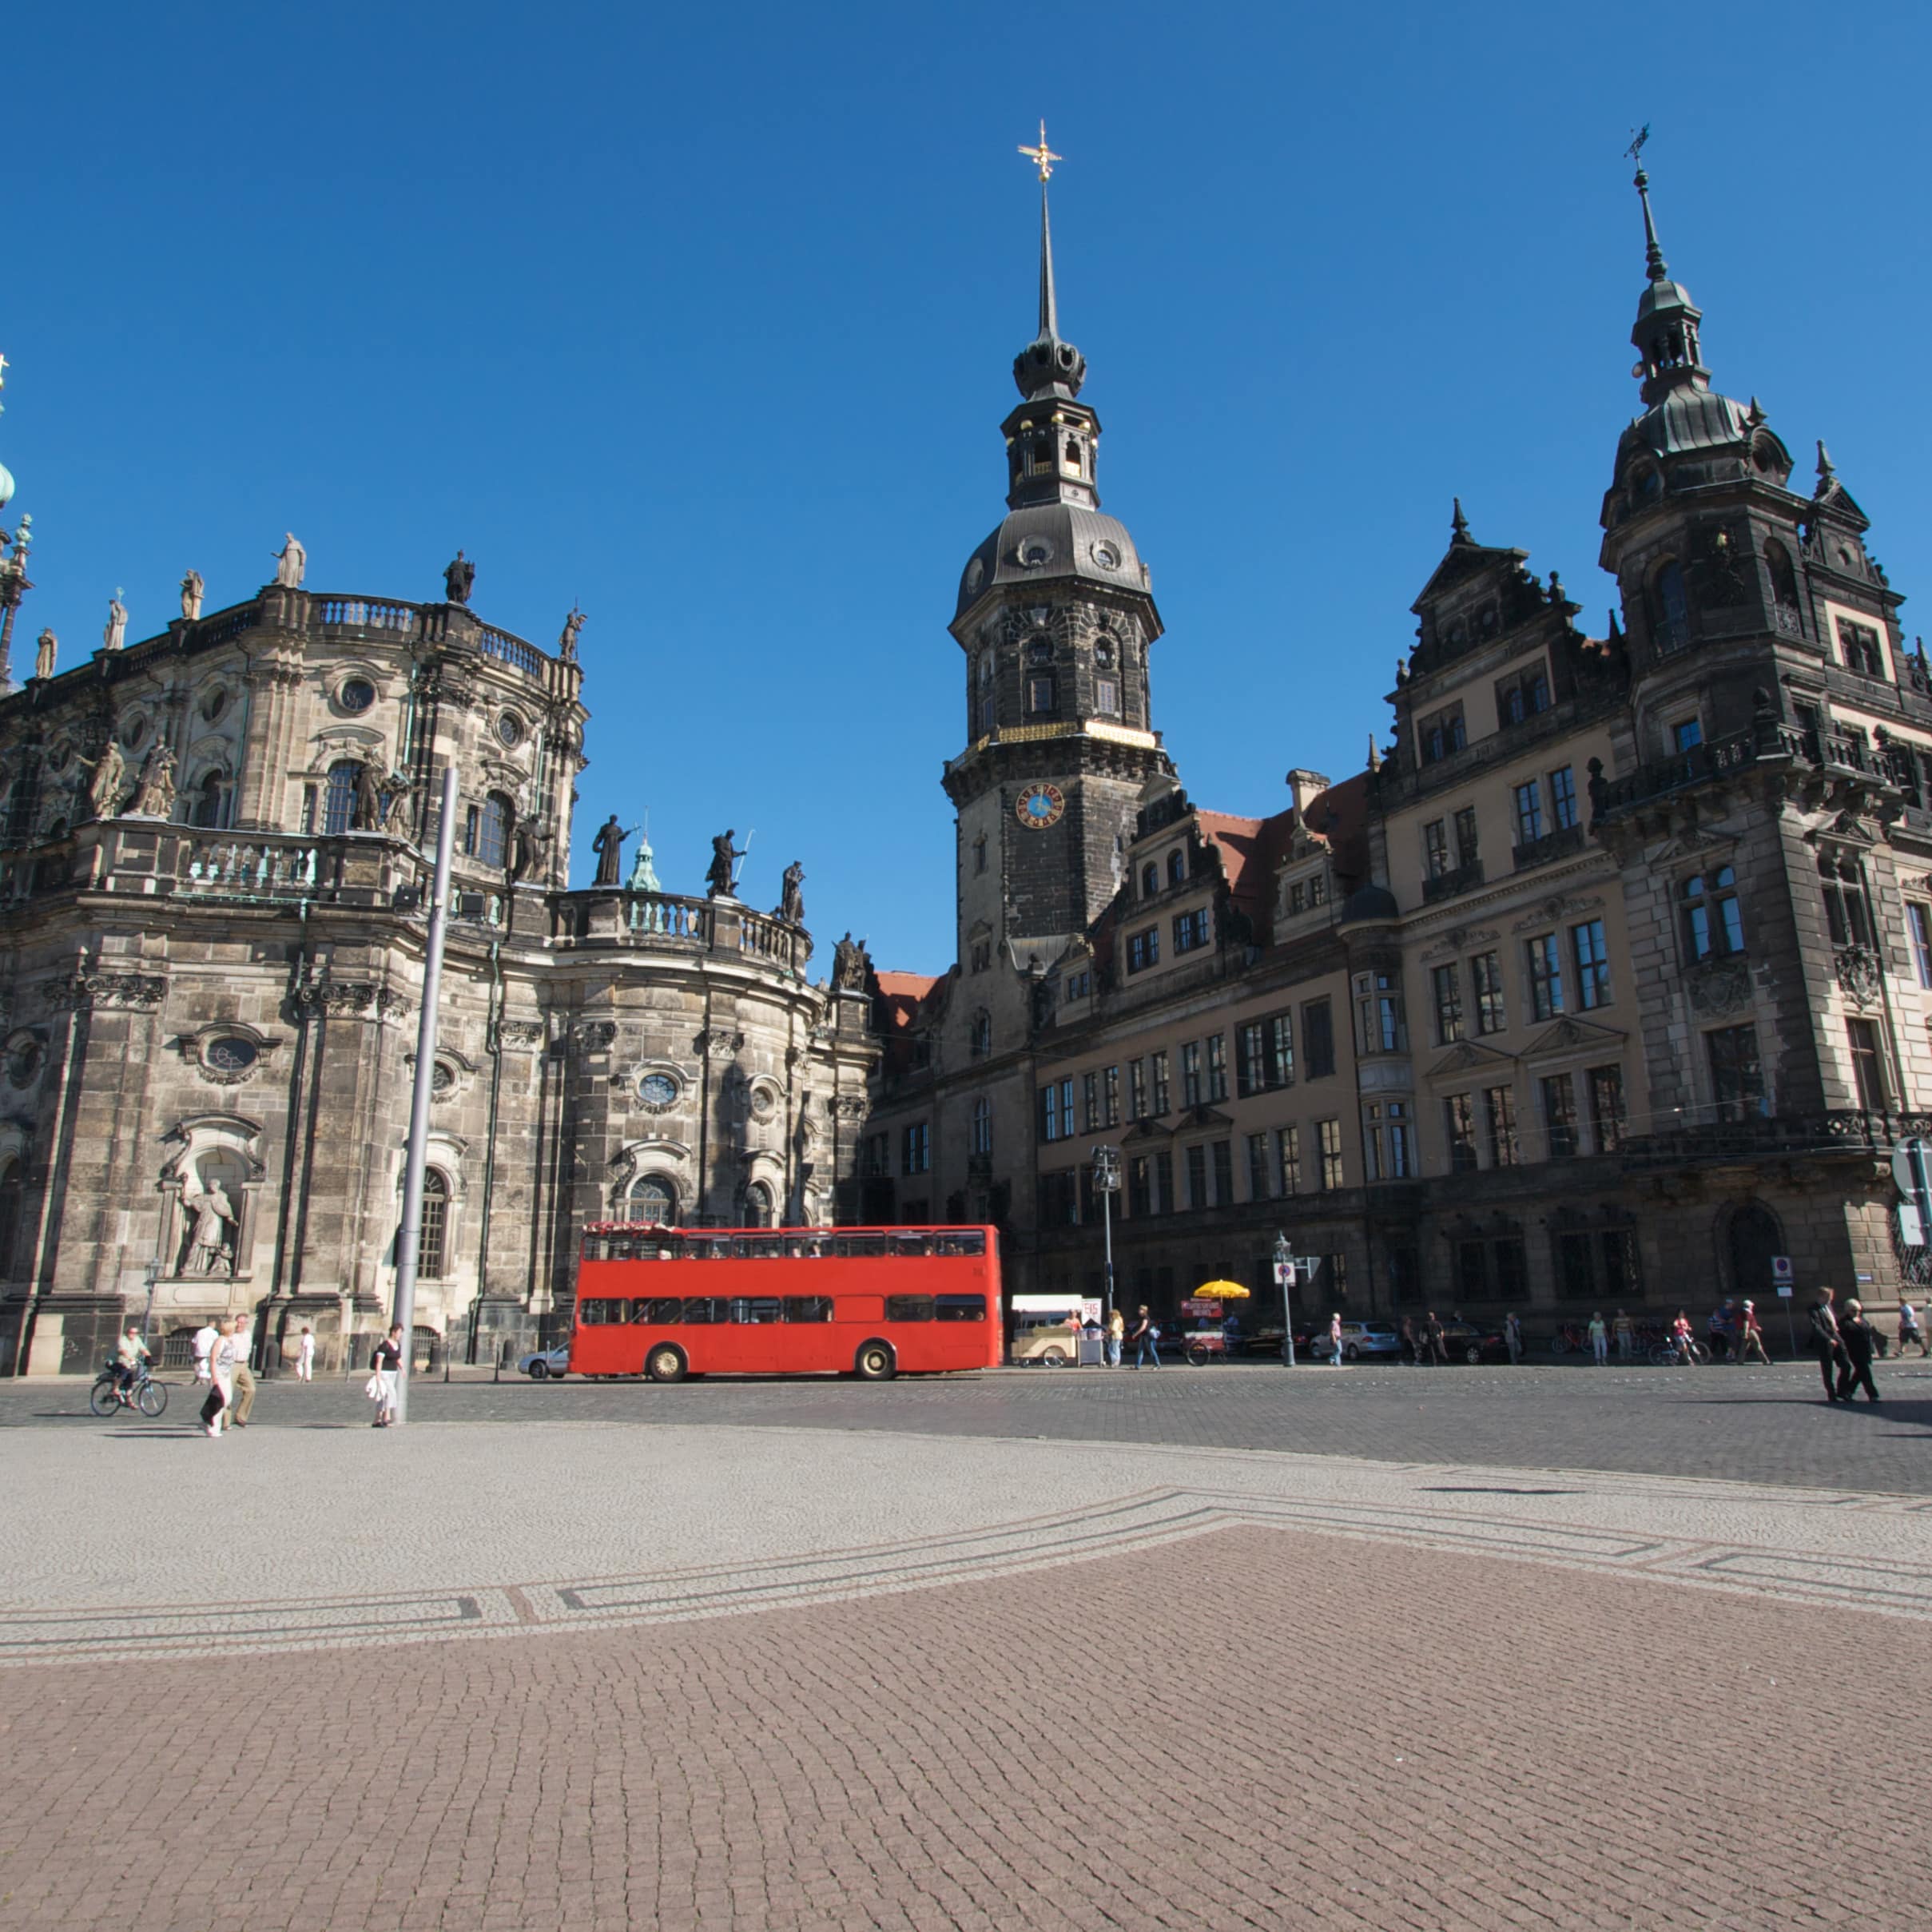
[191,1317,218,1387]
[1669,1310,1699,1366]
[369,1323,403,1425]
[201,1316,238,1437]
[1588,1310,1609,1366]
[1421,1310,1447,1366]
[1707,1302,1734,1365]
[1807,1286,1849,1402]
[1504,1311,1523,1365]
[229,1310,257,1428]
[1612,1308,1635,1362]
[1105,1307,1124,1369]
[1328,1312,1345,1366]
[1736,1299,1771,1366]
[1839,1299,1881,1403]
[296,1326,316,1381]
[1898,1299,1929,1358]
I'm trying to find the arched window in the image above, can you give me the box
[971,1097,993,1156]
[1652,561,1689,649]
[1167,847,1187,886]
[1765,540,1801,619]
[1063,435,1081,467]
[0,1156,21,1282]
[415,1169,450,1280]
[192,770,232,830]
[4,764,42,847]
[471,791,513,869]
[1141,862,1159,898]
[969,1009,992,1058]
[630,1174,678,1226]
[742,1182,773,1229]
[1094,636,1115,671]
[323,760,359,837]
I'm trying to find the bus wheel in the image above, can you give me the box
[645,1345,688,1385]
[853,1341,896,1381]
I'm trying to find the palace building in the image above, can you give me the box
[0,563,876,1375]
[860,157,1932,1326]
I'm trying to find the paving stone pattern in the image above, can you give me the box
[2,1528,1917,1932]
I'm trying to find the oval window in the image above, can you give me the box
[339,678,376,714]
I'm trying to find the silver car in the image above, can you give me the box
[518,1345,570,1380]
[1330,1322,1402,1362]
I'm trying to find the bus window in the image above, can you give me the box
[934,1231,987,1256]
[681,1296,730,1324]
[730,1297,784,1325]
[630,1297,682,1325]
[835,1234,888,1258]
[935,1294,987,1322]
[577,1298,616,1325]
[684,1238,730,1262]
[782,1296,833,1323]
[885,1294,935,1323]
[733,1236,784,1259]
[891,1231,934,1256]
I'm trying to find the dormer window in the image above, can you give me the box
[1167,847,1187,886]
[1419,706,1466,765]
[1838,618,1886,678]
[1496,664,1552,726]
[1141,862,1159,898]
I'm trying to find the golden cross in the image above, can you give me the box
[1018,121,1061,182]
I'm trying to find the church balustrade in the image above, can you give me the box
[479,625,545,678]
[737,908,806,972]
[625,891,711,942]
[184,837,320,898]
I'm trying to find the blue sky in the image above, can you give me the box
[6,2,1929,972]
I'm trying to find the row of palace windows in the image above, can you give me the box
[1424,919,1612,1046]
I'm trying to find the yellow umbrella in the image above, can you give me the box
[1196,1279,1250,1300]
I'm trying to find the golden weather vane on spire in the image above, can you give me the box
[1018,121,1062,182]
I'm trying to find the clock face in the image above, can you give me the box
[1016,784,1066,829]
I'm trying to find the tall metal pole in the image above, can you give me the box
[1275,1232,1298,1368]
[1091,1145,1119,1329]
[391,765,457,1427]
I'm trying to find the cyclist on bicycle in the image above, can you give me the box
[1670,1310,1699,1366]
[113,1326,153,1403]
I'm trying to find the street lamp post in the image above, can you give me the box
[1091,1145,1120,1330]
[1274,1231,1298,1367]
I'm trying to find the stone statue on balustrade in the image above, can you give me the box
[272,533,306,589]
[351,757,384,832]
[509,821,549,884]
[378,769,415,833]
[75,739,127,819]
[832,931,870,992]
[626,831,661,893]
[777,861,805,925]
[33,628,55,681]
[443,551,475,605]
[180,569,205,621]
[559,606,586,660]
[102,591,127,653]
[179,1176,237,1279]
[706,829,745,899]
[590,814,633,888]
[129,744,177,817]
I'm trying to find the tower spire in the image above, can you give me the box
[1011,122,1085,404]
[1038,177,1058,342]
[1623,133,1707,403]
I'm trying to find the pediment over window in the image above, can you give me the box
[1425,1040,1517,1081]
[1522,1017,1626,1061]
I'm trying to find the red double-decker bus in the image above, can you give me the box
[569,1224,1003,1381]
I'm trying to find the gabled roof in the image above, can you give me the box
[873,970,942,1032]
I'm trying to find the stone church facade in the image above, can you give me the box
[0,574,876,1374]
[861,161,1932,1329]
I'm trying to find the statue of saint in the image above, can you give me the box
[706,829,745,899]
[180,569,205,621]
[351,756,384,832]
[559,606,586,660]
[76,740,127,818]
[378,771,415,832]
[129,744,177,817]
[626,833,662,893]
[590,814,632,888]
[272,532,306,589]
[509,822,547,884]
[102,592,127,653]
[832,931,870,992]
[443,550,475,604]
[33,628,55,681]
[181,1176,237,1278]
[777,860,805,925]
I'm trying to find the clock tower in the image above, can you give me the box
[943,153,1173,985]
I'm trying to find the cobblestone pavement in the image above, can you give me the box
[6,1377,1930,1927]
[7,1354,1930,1494]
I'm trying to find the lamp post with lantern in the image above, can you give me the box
[1274,1231,1299,1367]
[1091,1144,1120,1330]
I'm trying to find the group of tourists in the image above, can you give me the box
[1807,1286,1885,1403]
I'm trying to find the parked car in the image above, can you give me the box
[1335,1322,1403,1362]
[1432,1320,1509,1365]
[518,1345,571,1380]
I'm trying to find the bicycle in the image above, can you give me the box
[89,1360,169,1418]
[1548,1322,1589,1356]
[1648,1337,1711,1367]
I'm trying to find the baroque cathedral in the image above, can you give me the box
[3,145,1930,1373]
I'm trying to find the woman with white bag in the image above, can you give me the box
[201,1316,239,1438]
[368,1323,403,1428]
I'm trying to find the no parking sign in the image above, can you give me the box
[1771,1255,1795,1298]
